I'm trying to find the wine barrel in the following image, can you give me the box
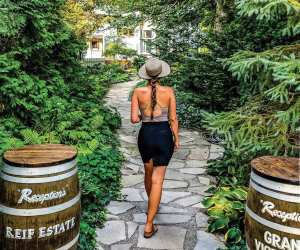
[0,144,81,250]
[245,156,300,250]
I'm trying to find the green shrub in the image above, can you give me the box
[201,1,300,249]
[0,1,128,248]
[133,55,147,71]
[104,40,137,58]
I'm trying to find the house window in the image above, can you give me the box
[141,40,152,54]
[91,39,100,50]
[143,30,154,39]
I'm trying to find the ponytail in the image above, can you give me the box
[150,78,158,120]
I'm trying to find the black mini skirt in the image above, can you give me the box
[138,121,175,167]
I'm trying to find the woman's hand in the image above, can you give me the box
[174,138,180,151]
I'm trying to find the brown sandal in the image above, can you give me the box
[144,224,158,238]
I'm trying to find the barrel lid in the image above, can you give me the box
[251,156,300,185]
[3,144,77,167]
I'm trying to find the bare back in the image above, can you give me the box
[131,81,179,149]
[135,85,172,119]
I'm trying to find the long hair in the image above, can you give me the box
[149,78,159,120]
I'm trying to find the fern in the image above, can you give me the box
[90,115,104,129]
[20,129,42,144]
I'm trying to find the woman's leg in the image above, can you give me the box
[144,159,154,198]
[144,164,167,233]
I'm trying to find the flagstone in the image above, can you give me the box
[198,176,210,185]
[173,195,204,207]
[173,149,190,160]
[168,160,185,168]
[188,147,210,160]
[210,144,225,153]
[137,225,186,249]
[188,177,202,187]
[179,130,195,136]
[127,221,138,239]
[194,137,212,146]
[124,163,140,172]
[106,214,119,220]
[180,137,195,145]
[133,213,192,224]
[163,180,188,189]
[165,169,195,180]
[95,220,126,245]
[195,212,209,228]
[122,174,144,187]
[187,185,212,196]
[111,243,133,250]
[179,168,206,175]
[106,201,135,215]
[126,157,144,166]
[192,202,206,209]
[142,190,191,203]
[209,152,223,160]
[121,169,137,175]
[194,231,225,250]
[156,205,189,214]
[122,188,143,201]
[186,160,208,168]
[119,134,137,144]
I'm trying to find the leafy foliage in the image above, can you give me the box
[0,1,128,249]
[62,0,110,38]
[236,0,300,37]
[132,55,146,71]
[104,39,137,58]
[105,0,290,129]
[201,1,300,249]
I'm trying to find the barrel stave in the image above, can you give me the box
[0,201,80,249]
[0,175,80,209]
[0,144,80,250]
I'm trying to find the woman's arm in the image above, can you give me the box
[131,88,141,124]
[168,87,179,150]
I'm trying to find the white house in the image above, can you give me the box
[84,21,156,60]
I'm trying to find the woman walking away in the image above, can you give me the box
[130,57,180,238]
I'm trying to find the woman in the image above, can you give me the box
[130,57,180,238]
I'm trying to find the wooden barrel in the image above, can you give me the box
[0,144,81,250]
[245,156,300,250]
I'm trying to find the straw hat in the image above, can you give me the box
[138,57,171,79]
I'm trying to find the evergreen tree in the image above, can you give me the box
[202,0,300,161]
[200,1,299,248]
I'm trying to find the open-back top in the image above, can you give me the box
[140,103,169,122]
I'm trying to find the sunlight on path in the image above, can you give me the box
[96,79,225,250]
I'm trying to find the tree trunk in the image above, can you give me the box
[214,0,230,32]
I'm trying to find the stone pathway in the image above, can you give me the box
[97,79,225,250]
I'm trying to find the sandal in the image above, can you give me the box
[144,224,158,238]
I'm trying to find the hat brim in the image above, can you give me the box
[138,60,171,80]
